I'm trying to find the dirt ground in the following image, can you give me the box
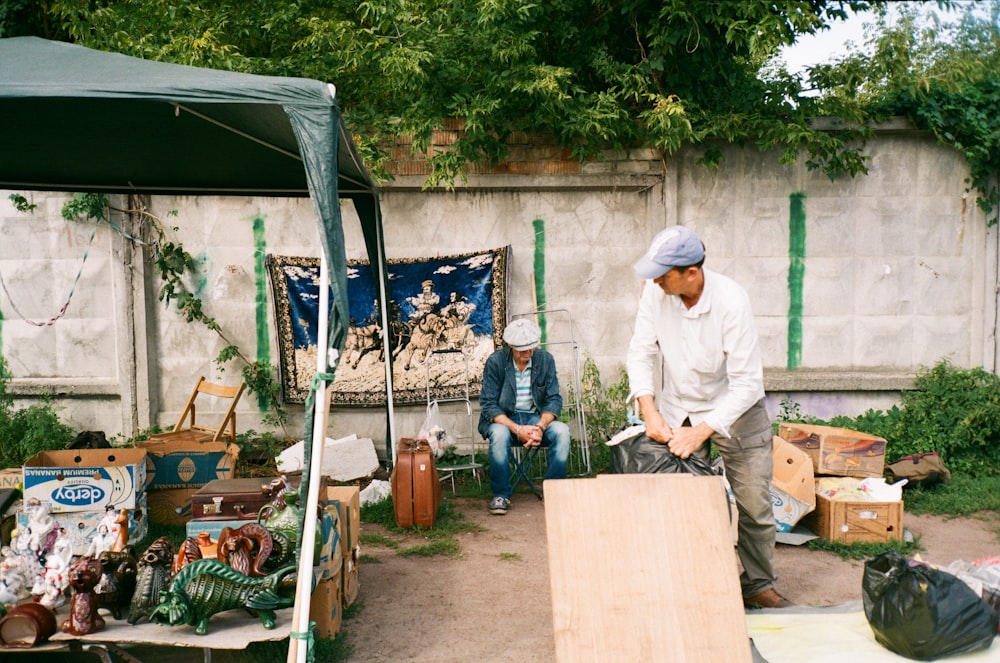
[342,493,1000,663]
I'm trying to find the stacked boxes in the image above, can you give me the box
[327,485,361,609]
[19,448,149,555]
[778,423,903,544]
[777,423,886,478]
[770,436,816,532]
[140,437,240,526]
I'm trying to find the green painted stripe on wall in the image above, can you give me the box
[787,193,806,370]
[532,218,547,343]
[252,215,271,410]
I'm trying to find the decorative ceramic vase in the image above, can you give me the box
[259,491,323,560]
[0,602,57,648]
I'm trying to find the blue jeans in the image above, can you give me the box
[487,413,571,499]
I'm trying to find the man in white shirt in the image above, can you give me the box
[626,225,789,610]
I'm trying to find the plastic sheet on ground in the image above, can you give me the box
[746,601,1000,662]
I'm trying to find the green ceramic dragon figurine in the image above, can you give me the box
[148,558,298,635]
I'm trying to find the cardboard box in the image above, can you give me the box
[342,548,360,608]
[186,503,337,565]
[770,435,816,532]
[0,468,21,490]
[310,572,344,640]
[803,493,904,544]
[147,487,198,526]
[16,495,148,556]
[778,423,887,478]
[22,448,147,512]
[186,517,246,541]
[317,503,343,580]
[326,485,361,559]
[139,436,239,489]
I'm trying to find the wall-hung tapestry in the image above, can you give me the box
[266,247,509,405]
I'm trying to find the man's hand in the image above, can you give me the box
[636,395,673,444]
[641,409,674,444]
[668,422,713,459]
[522,425,543,447]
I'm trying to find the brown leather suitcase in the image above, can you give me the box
[391,438,441,528]
[191,475,326,521]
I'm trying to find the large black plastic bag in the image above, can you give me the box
[862,551,999,660]
[608,431,718,476]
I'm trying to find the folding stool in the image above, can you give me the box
[510,443,545,500]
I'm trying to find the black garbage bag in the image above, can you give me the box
[68,430,110,449]
[608,431,718,476]
[862,551,999,660]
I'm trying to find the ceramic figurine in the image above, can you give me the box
[261,530,294,572]
[216,523,273,577]
[0,575,21,607]
[258,489,322,560]
[95,546,138,620]
[128,536,175,625]
[24,499,58,556]
[35,528,72,609]
[0,543,40,603]
[61,556,105,635]
[172,536,204,575]
[111,509,130,552]
[149,558,297,635]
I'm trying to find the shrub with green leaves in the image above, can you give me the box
[822,360,1000,478]
[575,358,630,474]
[0,355,74,469]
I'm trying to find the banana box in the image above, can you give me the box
[777,423,886,478]
[22,448,147,512]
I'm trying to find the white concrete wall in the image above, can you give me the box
[1,125,995,453]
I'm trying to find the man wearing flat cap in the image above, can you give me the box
[627,225,788,610]
[478,318,571,515]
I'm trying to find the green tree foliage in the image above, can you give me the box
[823,360,1000,478]
[3,0,883,186]
[804,1,1000,216]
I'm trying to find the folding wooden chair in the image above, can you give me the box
[153,376,246,443]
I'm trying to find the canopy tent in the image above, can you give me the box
[0,36,394,662]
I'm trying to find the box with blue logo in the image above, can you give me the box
[15,495,148,556]
[139,436,239,489]
[22,448,147,513]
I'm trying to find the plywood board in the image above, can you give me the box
[545,474,751,663]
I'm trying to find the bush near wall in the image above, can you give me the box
[0,355,74,469]
[806,360,1000,478]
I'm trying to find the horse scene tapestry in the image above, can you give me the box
[266,247,509,405]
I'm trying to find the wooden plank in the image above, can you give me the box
[545,474,752,663]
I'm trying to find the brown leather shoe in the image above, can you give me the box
[743,588,792,609]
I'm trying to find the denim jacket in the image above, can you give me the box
[477,347,563,438]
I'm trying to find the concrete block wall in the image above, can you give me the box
[1,122,996,451]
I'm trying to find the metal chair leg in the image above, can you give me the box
[510,446,543,500]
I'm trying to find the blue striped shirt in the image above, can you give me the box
[514,359,536,413]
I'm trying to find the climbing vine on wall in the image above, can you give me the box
[8,192,289,437]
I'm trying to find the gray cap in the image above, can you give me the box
[633,226,705,279]
[503,318,541,350]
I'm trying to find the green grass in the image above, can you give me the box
[899,474,1000,516]
[498,552,523,562]
[360,532,401,549]
[806,535,922,560]
[399,538,462,558]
